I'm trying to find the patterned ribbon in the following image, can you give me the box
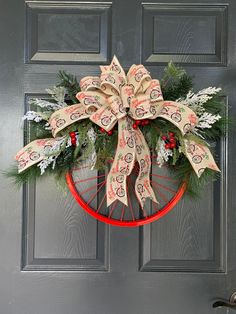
[15,56,220,207]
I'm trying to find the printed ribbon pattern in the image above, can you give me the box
[15,137,66,173]
[15,56,220,207]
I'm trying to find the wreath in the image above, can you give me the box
[8,56,227,226]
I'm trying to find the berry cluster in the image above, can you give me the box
[98,119,151,136]
[132,119,150,129]
[69,131,77,146]
[99,127,114,136]
[161,132,177,150]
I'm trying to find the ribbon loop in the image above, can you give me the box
[100,71,126,96]
[89,105,118,132]
[76,91,106,109]
[120,85,134,108]
[146,80,163,102]
[80,76,101,91]
[129,95,155,120]
[127,64,151,94]
[101,55,127,80]
[108,96,127,119]
[150,101,198,135]
[99,56,127,96]
[49,103,91,137]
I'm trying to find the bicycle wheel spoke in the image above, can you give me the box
[151,173,178,183]
[80,180,106,195]
[150,180,169,203]
[73,165,91,171]
[108,200,118,218]
[120,204,125,221]
[74,174,105,184]
[153,202,159,213]
[96,192,106,213]
[127,180,135,220]
[151,180,177,194]
[87,181,106,205]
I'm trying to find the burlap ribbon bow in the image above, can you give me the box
[15,56,220,208]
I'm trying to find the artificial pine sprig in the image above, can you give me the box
[57,71,80,104]
[161,61,193,100]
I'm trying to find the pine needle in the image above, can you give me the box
[57,71,80,104]
[161,62,193,100]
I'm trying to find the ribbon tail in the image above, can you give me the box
[184,139,220,177]
[106,117,136,207]
[134,128,158,208]
[15,137,66,173]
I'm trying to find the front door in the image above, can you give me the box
[0,0,235,313]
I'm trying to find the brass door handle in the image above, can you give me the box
[213,292,236,310]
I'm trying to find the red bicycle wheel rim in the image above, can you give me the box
[66,172,187,227]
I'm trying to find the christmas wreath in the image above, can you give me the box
[9,56,227,226]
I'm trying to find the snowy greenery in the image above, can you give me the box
[156,138,173,167]
[177,87,222,116]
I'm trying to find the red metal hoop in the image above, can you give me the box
[66,162,187,227]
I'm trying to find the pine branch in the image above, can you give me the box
[161,62,193,100]
[170,157,219,198]
[57,71,80,104]
[162,74,193,100]
[4,165,42,186]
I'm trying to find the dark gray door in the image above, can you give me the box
[0,0,235,313]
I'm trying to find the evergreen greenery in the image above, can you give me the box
[57,71,80,104]
[161,61,193,100]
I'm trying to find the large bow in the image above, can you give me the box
[15,56,220,208]
[76,58,165,207]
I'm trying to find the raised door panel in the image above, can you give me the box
[25,1,112,63]
[142,3,228,65]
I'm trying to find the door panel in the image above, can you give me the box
[142,3,227,65]
[25,2,112,64]
[22,181,108,271]
[0,0,235,313]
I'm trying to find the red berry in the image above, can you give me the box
[165,143,171,149]
[132,123,138,129]
[71,138,76,146]
[144,120,150,125]
[170,143,176,149]
[161,135,167,141]
[70,131,76,137]
[168,132,175,138]
[136,120,141,125]
[107,130,113,136]
[141,120,146,126]
[100,127,105,133]
[169,137,176,143]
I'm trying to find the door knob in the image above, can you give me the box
[213,292,236,310]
